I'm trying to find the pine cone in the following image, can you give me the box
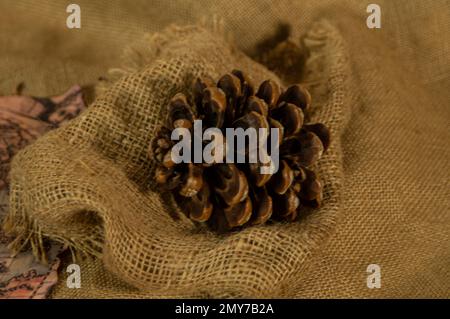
[256,40,308,84]
[149,70,330,231]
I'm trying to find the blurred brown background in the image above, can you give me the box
[0,0,449,99]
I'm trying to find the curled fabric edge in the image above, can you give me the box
[3,20,349,298]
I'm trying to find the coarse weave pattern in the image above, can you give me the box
[5,24,345,297]
[1,0,449,298]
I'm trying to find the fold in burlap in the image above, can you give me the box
[3,22,347,297]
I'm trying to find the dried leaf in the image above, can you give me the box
[0,85,86,190]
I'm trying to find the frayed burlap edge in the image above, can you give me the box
[3,20,349,297]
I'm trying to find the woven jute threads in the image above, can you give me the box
[4,24,343,297]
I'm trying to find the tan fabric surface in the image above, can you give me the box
[4,23,345,298]
[1,0,449,298]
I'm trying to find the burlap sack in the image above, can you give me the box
[3,23,346,297]
[2,0,449,298]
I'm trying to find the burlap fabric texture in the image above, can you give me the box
[3,0,450,298]
[4,23,346,298]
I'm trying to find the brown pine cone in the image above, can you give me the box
[149,70,330,231]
